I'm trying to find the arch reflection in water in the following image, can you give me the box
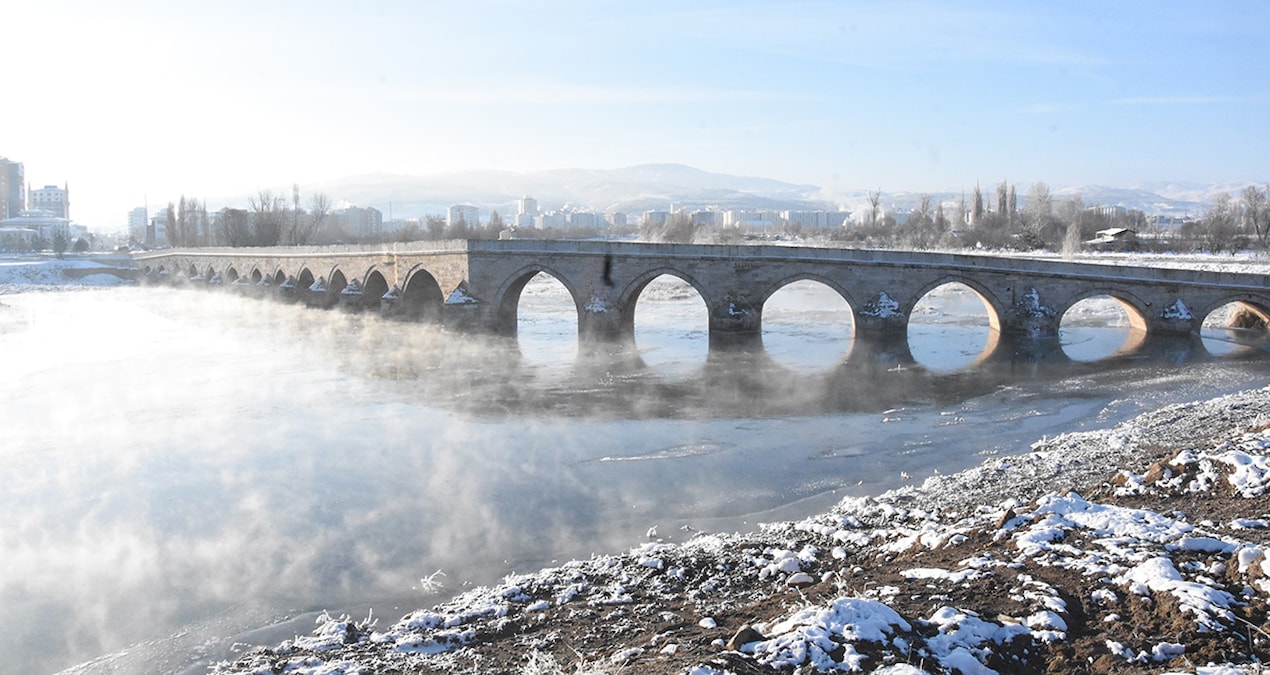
[907,282,997,372]
[632,274,708,375]
[760,279,854,372]
[1060,295,1145,362]
[1202,301,1270,357]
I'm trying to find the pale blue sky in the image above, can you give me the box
[3,0,1267,229]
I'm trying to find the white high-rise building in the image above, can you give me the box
[0,157,24,219]
[447,204,479,228]
[30,184,69,218]
[518,196,538,217]
[128,207,148,241]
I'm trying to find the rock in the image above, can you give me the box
[786,572,815,587]
[726,625,765,651]
[1143,462,1169,484]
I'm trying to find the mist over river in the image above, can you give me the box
[2,277,1268,674]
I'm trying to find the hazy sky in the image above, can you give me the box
[4,0,1267,230]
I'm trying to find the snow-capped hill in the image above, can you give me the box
[309,164,827,218]
[302,165,1263,220]
[1051,185,1205,217]
[1054,181,1266,217]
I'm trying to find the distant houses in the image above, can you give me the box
[1085,227,1138,251]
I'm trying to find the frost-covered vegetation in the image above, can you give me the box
[214,387,1270,674]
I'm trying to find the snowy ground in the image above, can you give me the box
[207,386,1270,675]
[0,256,135,292]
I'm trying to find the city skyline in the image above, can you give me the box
[3,0,1267,231]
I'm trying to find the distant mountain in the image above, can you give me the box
[308,164,1262,220]
[310,163,830,219]
[1051,185,1204,218]
[831,183,1260,219]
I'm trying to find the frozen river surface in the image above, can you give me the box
[1,278,1268,674]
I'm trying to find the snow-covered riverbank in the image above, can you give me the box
[211,386,1270,674]
[0,256,134,291]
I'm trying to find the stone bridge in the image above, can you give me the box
[133,240,1270,350]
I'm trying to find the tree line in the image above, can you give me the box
[155,187,332,248]
[830,181,1270,255]
[145,181,1270,254]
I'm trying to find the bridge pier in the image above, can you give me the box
[443,301,487,333]
[855,291,909,337]
[337,282,365,312]
[1146,298,1203,336]
[1000,287,1061,340]
[578,289,628,342]
[708,293,762,351]
[303,278,339,309]
[277,277,300,303]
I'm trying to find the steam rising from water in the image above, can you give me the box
[1,284,1267,673]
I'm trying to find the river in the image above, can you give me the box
[1,276,1267,674]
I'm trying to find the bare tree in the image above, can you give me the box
[445,215,471,240]
[1008,183,1018,224]
[1024,182,1053,239]
[934,201,948,232]
[1202,192,1239,252]
[641,211,698,243]
[286,192,331,245]
[249,189,286,246]
[177,196,205,247]
[425,215,446,240]
[164,202,178,246]
[198,202,210,246]
[1241,185,1268,249]
[865,189,881,228]
[217,208,252,246]
[912,194,932,224]
[1062,221,1083,258]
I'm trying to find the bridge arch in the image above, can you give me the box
[1056,288,1152,361]
[362,269,392,308]
[493,264,581,337]
[910,275,1004,332]
[318,265,345,291]
[1195,295,1270,357]
[1056,287,1151,335]
[756,272,859,319]
[906,277,1003,371]
[618,267,710,335]
[758,275,857,370]
[328,268,349,293]
[250,268,264,284]
[296,267,316,291]
[224,266,240,284]
[398,265,444,321]
[1198,295,1270,331]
